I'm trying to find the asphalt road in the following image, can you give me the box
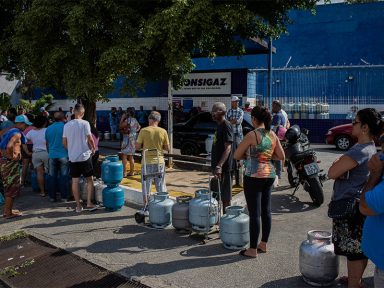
[0,145,376,288]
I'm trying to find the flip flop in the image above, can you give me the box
[257,248,267,253]
[84,205,100,212]
[239,249,257,258]
[3,212,23,219]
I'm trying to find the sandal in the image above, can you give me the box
[239,249,257,258]
[127,172,136,176]
[257,248,267,253]
[3,211,23,219]
[39,193,47,197]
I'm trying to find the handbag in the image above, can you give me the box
[327,197,358,219]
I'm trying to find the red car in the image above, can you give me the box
[326,111,384,150]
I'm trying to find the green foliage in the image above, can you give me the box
[1,0,320,121]
[19,93,54,115]
[0,259,35,277]
[0,93,12,111]
[0,231,28,242]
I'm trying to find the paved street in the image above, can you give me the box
[0,145,375,288]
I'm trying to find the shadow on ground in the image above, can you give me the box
[271,194,317,214]
[260,275,374,288]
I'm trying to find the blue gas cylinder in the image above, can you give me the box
[101,155,123,186]
[102,185,124,211]
[220,206,250,250]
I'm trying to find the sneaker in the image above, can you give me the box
[49,198,56,203]
[75,206,83,213]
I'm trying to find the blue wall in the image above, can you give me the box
[193,2,384,70]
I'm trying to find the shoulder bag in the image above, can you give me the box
[327,197,358,219]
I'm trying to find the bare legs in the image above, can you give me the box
[122,154,135,177]
[36,165,46,196]
[121,154,127,177]
[71,177,81,210]
[21,158,30,186]
[85,176,94,208]
[347,259,368,288]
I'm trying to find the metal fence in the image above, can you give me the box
[252,65,384,119]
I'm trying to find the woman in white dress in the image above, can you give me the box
[120,109,140,177]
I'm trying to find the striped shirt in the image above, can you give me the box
[226,108,244,139]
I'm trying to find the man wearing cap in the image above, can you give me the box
[0,115,31,219]
[226,96,244,185]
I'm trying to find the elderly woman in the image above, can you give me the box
[328,108,383,288]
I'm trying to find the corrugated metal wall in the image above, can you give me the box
[252,65,384,119]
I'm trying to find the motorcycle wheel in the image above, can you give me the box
[305,176,324,207]
[287,162,299,188]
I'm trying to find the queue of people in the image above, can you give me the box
[212,101,384,287]
[0,100,383,287]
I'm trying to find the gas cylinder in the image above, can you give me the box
[101,155,123,186]
[102,185,124,211]
[205,134,214,155]
[149,192,174,229]
[79,177,88,201]
[94,180,106,204]
[189,189,219,232]
[172,196,192,231]
[299,230,339,286]
[220,206,250,250]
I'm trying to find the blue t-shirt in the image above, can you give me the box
[362,177,384,270]
[45,122,68,159]
[272,112,286,128]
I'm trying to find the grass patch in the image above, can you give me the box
[0,259,35,277]
[0,231,28,242]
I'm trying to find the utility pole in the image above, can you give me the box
[167,80,173,168]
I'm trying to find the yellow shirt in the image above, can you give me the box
[137,126,169,164]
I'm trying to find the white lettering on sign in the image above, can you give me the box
[174,72,231,95]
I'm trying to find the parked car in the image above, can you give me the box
[173,112,253,155]
[325,111,384,150]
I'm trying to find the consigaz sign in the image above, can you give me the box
[174,72,231,95]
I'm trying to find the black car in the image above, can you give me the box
[173,112,253,156]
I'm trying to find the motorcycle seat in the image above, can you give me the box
[290,150,315,164]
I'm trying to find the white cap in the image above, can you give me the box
[231,96,240,102]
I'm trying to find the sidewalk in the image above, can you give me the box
[0,148,375,288]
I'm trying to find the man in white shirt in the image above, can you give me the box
[63,104,96,213]
[65,107,73,122]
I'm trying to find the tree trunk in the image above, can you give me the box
[79,98,97,127]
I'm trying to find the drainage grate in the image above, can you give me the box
[0,237,150,288]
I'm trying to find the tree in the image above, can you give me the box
[1,0,319,123]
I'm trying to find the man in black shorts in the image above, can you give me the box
[211,102,233,213]
[63,104,96,213]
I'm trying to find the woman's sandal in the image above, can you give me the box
[257,247,267,253]
[3,210,23,219]
[239,249,257,258]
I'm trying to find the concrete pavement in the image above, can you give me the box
[0,146,375,288]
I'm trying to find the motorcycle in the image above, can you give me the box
[282,125,326,207]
